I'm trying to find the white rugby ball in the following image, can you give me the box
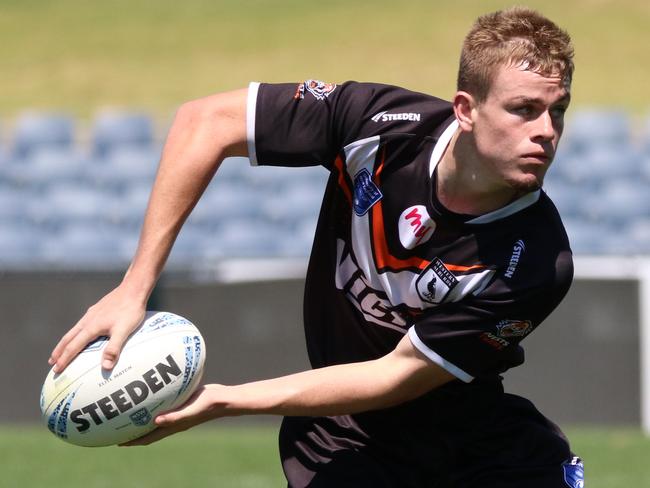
[40,311,206,447]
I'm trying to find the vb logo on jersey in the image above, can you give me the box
[416,258,459,304]
[398,205,435,249]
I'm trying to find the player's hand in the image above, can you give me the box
[120,385,226,446]
[48,284,147,373]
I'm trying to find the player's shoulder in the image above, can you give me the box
[333,81,454,143]
[508,191,573,285]
[338,81,452,116]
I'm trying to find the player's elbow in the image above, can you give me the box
[173,90,248,158]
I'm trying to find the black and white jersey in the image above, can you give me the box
[247,80,573,383]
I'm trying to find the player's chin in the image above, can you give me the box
[508,173,543,194]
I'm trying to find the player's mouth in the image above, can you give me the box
[521,152,551,163]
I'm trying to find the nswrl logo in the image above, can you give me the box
[353,169,382,216]
[129,407,152,426]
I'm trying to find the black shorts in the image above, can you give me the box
[279,382,584,488]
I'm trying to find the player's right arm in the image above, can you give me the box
[49,88,249,373]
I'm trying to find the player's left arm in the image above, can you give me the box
[124,334,456,445]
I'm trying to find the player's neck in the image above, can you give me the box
[436,131,522,216]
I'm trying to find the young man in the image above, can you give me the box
[50,7,584,487]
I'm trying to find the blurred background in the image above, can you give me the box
[1,0,649,486]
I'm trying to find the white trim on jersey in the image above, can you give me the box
[344,135,383,291]
[429,118,459,177]
[246,82,261,166]
[466,190,541,224]
[407,327,474,383]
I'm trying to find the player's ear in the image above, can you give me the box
[453,91,475,132]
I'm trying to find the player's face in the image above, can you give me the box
[471,64,571,193]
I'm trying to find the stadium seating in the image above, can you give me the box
[91,110,155,159]
[0,108,648,268]
[11,112,75,160]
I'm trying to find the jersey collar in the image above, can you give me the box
[428,118,541,225]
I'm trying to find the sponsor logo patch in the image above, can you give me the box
[563,457,584,488]
[496,319,532,338]
[398,205,436,249]
[353,168,382,216]
[504,239,525,278]
[294,79,337,100]
[129,407,152,427]
[479,332,510,350]
[371,111,421,123]
[416,258,459,304]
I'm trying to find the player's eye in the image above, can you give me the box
[511,105,535,117]
[550,105,568,119]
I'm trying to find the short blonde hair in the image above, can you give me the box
[457,7,574,102]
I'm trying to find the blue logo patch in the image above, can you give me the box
[563,457,584,488]
[82,336,109,353]
[129,408,152,427]
[353,168,382,216]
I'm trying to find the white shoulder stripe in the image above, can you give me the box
[429,119,459,176]
[408,327,474,383]
[246,82,261,166]
[466,191,541,224]
[343,135,382,154]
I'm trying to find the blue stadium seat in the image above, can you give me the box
[642,113,650,156]
[167,226,217,265]
[543,180,585,218]
[213,220,281,257]
[641,156,650,183]
[580,180,650,226]
[0,225,43,267]
[245,164,329,194]
[276,218,317,257]
[188,182,266,229]
[102,182,151,229]
[5,148,89,191]
[41,224,125,267]
[562,108,631,154]
[0,188,31,224]
[11,111,75,160]
[551,144,640,185]
[263,185,323,224]
[562,218,611,255]
[89,146,160,192]
[627,220,650,254]
[29,183,111,231]
[91,110,155,159]
[216,157,251,184]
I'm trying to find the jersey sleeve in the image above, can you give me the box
[246,80,369,169]
[246,80,451,169]
[409,249,574,383]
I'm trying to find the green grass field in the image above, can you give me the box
[1,424,649,487]
[0,0,648,119]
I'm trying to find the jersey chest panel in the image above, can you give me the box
[333,136,500,333]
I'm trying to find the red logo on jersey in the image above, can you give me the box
[398,205,435,250]
[480,332,510,350]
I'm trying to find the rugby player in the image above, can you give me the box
[50,7,584,487]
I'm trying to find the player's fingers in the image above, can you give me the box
[101,327,131,370]
[52,326,98,373]
[49,320,86,365]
